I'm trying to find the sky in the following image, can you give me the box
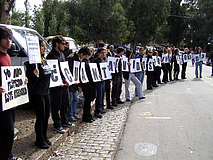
[15,0,43,12]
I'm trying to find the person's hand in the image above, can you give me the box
[114,62,117,67]
[24,77,28,84]
[127,62,131,66]
[33,69,39,77]
[140,62,143,65]
[0,86,5,94]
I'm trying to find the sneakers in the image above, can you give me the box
[94,113,102,118]
[68,116,78,122]
[11,157,22,160]
[62,122,75,128]
[139,96,145,99]
[44,138,52,146]
[107,106,114,109]
[126,99,130,102]
[74,115,80,120]
[35,141,49,149]
[117,100,124,104]
[53,127,66,134]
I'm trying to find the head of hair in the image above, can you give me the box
[98,42,105,48]
[0,26,12,41]
[52,35,65,48]
[78,46,91,56]
[117,47,124,54]
[97,47,105,54]
[125,50,132,58]
[153,51,158,56]
[174,49,179,54]
[197,46,202,53]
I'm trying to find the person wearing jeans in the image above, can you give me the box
[195,47,203,78]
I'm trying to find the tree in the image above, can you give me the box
[11,9,25,26]
[31,5,44,35]
[24,0,31,27]
[0,0,15,24]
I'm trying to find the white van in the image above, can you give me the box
[46,36,79,53]
[0,24,51,66]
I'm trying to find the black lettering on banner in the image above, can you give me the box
[196,56,199,61]
[5,91,13,103]
[3,69,11,80]
[162,56,165,63]
[184,54,187,60]
[188,54,192,59]
[102,67,107,78]
[123,61,127,70]
[149,62,152,70]
[109,61,113,71]
[51,64,58,82]
[157,58,160,64]
[165,56,168,62]
[74,67,79,81]
[64,68,72,82]
[133,60,136,69]
[143,61,146,70]
[13,68,22,78]
[201,54,204,59]
[7,79,23,91]
[92,68,99,80]
[81,69,86,81]
[14,87,27,99]
[136,62,140,70]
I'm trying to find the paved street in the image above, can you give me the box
[115,64,213,160]
[48,63,213,160]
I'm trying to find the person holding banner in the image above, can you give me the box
[25,40,52,149]
[195,47,203,78]
[167,48,173,81]
[111,47,125,106]
[173,49,180,80]
[153,51,162,85]
[0,27,22,160]
[46,35,73,134]
[81,47,97,123]
[181,48,189,79]
[207,51,213,76]
[123,50,145,101]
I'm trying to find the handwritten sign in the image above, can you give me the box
[1,66,29,111]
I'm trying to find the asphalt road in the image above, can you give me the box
[115,63,213,160]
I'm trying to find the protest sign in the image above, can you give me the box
[99,62,111,80]
[60,61,74,85]
[152,56,157,66]
[148,59,154,71]
[156,56,162,67]
[89,63,101,82]
[107,56,116,73]
[121,56,129,72]
[80,62,89,83]
[26,36,41,64]
[1,66,29,111]
[183,54,188,63]
[200,53,206,61]
[162,54,169,63]
[73,61,80,83]
[142,58,147,70]
[135,58,142,72]
[176,55,180,64]
[188,53,192,61]
[46,60,62,88]
[194,54,200,63]
[130,59,136,73]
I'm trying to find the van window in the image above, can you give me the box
[69,40,78,50]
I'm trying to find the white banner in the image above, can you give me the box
[152,56,157,66]
[194,54,200,63]
[1,66,29,111]
[130,59,136,73]
[148,59,154,71]
[200,53,206,61]
[46,60,63,88]
[162,53,169,63]
[176,55,180,64]
[107,56,116,73]
[142,58,147,70]
[121,57,129,72]
[73,61,80,84]
[188,53,192,61]
[60,61,74,85]
[80,62,89,83]
[26,36,41,64]
[135,58,142,72]
[99,62,111,80]
[156,56,162,67]
[183,54,188,63]
[89,63,101,82]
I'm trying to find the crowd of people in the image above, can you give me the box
[0,26,212,160]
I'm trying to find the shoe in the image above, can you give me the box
[117,100,124,104]
[126,99,130,102]
[62,122,75,128]
[147,87,153,90]
[82,118,93,123]
[112,101,117,106]
[153,85,158,87]
[107,106,114,109]
[94,113,102,118]
[53,127,66,134]
[101,110,106,114]
[158,82,162,84]
[44,138,52,146]
[200,76,202,78]
[11,157,22,160]
[139,97,145,99]
[35,141,49,149]
[74,115,80,120]
[211,74,213,76]
[196,76,198,78]
[68,116,78,122]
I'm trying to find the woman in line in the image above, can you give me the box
[195,47,203,78]
[173,49,180,80]
[25,40,52,149]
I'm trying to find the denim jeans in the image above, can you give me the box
[95,81,105,114]
[195,61,202,78]
[135,71,145,96]
[68,91,78,117]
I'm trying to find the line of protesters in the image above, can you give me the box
[0,29,209,160]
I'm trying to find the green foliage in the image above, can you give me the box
[11,9,25,26]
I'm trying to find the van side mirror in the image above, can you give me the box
[7,43,20,57]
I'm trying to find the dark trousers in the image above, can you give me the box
[162,64,168,82]
[95,81,105,114]
[50,87,69,128]
[31,95,50,142]
[147,71,154,89]
[156,67,162,84]
[181,62,187,79]
[0,109,15,160]
[105,80,111,107]
[166,63,172,81]
[111,74,122,102]
[174,64,180,80]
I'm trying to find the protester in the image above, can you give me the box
[81,47,96,123]
[173,49,180,80]
[153,51,162,85]
[0,26,22,160]
[195,47,203,78]
[66,50,82,122]
[111,47,125,106]
[46,35,74,134]
[181,47,189,79]
[63,42,73,58]
[123,50,145,101]
[93,48,107,118]
[207,51,213,76]
[167,48,173,81]
[135,47,145,97]
[25,40,51,149]
[161,47,169,83]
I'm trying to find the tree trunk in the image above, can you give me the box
[0,0,15,24]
